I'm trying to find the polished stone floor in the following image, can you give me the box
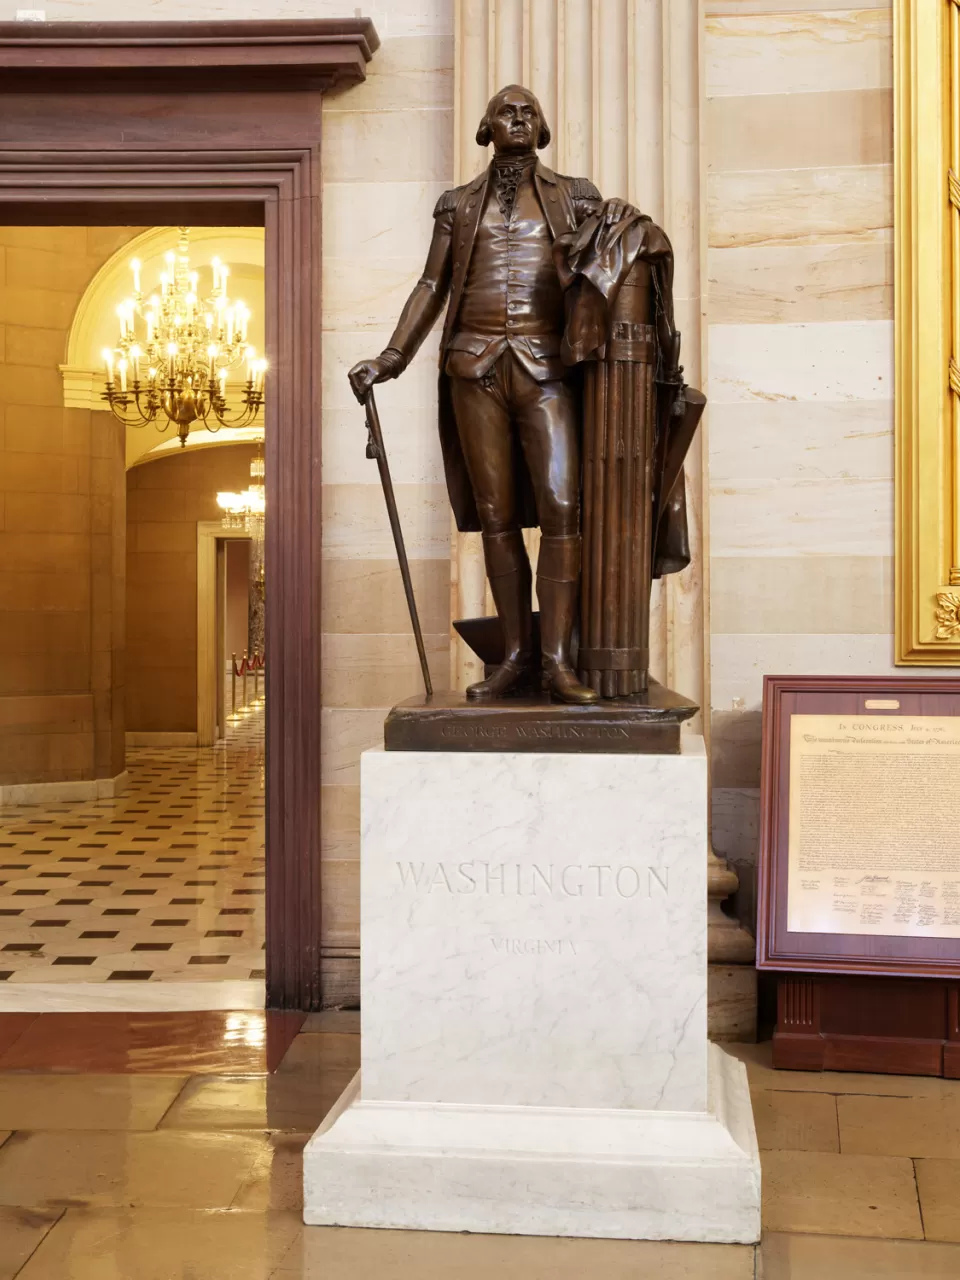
[0,1014,957,1278]
[0,702,265,993]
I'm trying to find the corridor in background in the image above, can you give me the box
[0,702,265,1001]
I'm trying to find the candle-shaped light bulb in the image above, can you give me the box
[159,272,169,297]
[218,366,227,398]
[167,342,178,377]
[256,359,268,392]
[148,367,157,384]
[129,345,141,380]
[165,250,175,266]
[207,343,218,378]
[102,348,114,380]
[204,313,213,332]
[211,257,221,292]
[220,264,229,297]
[189,270,198,293]
[115,304,127,337]
[225,307,235,345]
[130,257,141,295]
[117,358,128,393]
[246,345,256,384]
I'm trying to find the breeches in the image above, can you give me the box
[448,352,580,538]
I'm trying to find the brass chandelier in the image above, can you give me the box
[217,441,266,547]
[101,227,266,447]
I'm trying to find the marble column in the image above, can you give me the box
[452,0,755,1037]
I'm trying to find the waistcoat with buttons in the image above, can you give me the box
[457,171,565,339]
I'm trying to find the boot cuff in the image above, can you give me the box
[537,534,581,584]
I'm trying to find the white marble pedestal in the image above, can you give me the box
[304,741,760,1243]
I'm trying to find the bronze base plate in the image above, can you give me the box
[383,680,698,754]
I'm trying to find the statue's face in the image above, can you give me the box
[487,89,540,154]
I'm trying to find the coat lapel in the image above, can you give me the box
[535,161,576,240]
[442,167,490,351]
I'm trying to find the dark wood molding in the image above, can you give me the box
[773,973,960,1078]
[0,19,380,1009]
[757,674,960,979]
[0,19,378,87]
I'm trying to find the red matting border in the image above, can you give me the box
[757,675,960,978]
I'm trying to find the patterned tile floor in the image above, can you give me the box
[0,700,265,985]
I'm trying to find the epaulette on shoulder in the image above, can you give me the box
[570,176,602,202]
[433,187,461,217]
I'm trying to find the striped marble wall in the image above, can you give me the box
[319,7,454,978]
[704,0,925,917]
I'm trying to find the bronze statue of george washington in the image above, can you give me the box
[349,84,683,706]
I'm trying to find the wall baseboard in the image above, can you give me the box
[0,979,263,1012]
[126,732,199,748]
[0,770,129,805]
[320,954,360,1009]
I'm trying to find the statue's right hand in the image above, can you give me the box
[348,355,396,404]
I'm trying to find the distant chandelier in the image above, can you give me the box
[101,227,266,447]
[218,441,266,545]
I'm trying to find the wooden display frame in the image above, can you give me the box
[757,674,960,979]
[758,676,960,1075]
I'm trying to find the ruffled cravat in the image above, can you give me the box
[491,153,536,222]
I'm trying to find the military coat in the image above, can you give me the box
[386,159,603,533]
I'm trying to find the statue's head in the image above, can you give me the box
[476,84,551,154]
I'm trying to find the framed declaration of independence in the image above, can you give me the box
[757,675,960,978]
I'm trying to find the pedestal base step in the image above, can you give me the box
[303,1044,760,1243]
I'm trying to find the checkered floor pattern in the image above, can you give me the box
[0,701,265,984]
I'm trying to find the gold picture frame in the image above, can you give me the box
[896,0,960,662]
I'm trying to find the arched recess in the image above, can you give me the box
[61,225,266,468]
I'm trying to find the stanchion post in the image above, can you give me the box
[242,650,248,707]
[231,653,237,714]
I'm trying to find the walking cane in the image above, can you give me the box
[363,387,433,697]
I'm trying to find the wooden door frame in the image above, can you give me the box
[0,19,379,1009]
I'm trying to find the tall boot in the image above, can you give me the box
[466,529,533,701]
[537,534,599,705]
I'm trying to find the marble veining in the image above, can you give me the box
[305,1044,761,1242]
[359,744,708,1113]
[706,10,892,99]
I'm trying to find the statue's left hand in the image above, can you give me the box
[602,198,638,225]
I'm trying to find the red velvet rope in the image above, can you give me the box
[232,652,266,677]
